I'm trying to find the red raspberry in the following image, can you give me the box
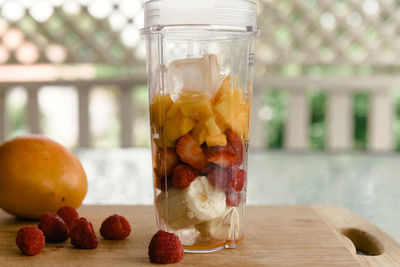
[100,214,131,240]
[70,217,98,249]
[229,169,246,192]
[205,164,233,191]
[172,164,198,189]
[16,226,45,256]
[148,230,183,264]
[57,206,79,230]
[38,212,70,242]
[226,189,242,207]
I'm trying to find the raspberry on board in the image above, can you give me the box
[148,230,184,264]
[100,214,131,240]
[57,206,79,230]
[70,217,98,249]
[38,212,70,242]
[16,226,45,256]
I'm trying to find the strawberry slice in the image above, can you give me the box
[225,129,243,165]
[172,164,198,189]
[229,169,246,192]
[205,163,233,191]
[176,134,207,169]
[155,148,179,177]
[205,145,238,168]
[226,189,241,207]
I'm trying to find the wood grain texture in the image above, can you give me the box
[0,205,399,266]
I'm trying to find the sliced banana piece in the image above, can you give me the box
[156,176,226,230]
[195,206,240,240]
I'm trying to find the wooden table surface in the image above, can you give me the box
[1,205,399,266]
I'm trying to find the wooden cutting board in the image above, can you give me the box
[0,205,399,266]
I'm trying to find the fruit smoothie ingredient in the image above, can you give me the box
[16,226,45,256]
[195,207,240,240]
[205,133,227,147]
[164,110,196,144]
[57,206,79,230]
[205,145,238,168]
[230,169,246,192]
[38,212,70,242]
[148,230,183,264]
[70,217,98,249]
[225,129,244,165]
[176,134,207,169]
[0,135,87,219]
[204,129,244,168]
[172,164,198,189]
[178,92,214,121]
[154,148,179,177]
[214,75,249,140]
[100,214,131,240]
[205,164,233,191]
[156,176,226,229]
[226,190,242,207]
[150,93,173,129]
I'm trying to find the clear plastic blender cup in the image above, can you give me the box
[141,0,258,252]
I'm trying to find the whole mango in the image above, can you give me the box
[0,135,87,219]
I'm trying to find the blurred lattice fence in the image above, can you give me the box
[254,0,400,151]
[0,0,400,151]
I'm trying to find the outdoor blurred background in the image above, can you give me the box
[0,0,400,152]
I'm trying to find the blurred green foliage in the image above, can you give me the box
[309,90,326,150]
[393,89,400,152]
[8,104,28,137]
[265,90,287,149]
[264,89,372,150]
[353,93,369,150]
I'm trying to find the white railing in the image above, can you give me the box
[0,78,147,147]
[0,75,397,151]
[252,75,396,151]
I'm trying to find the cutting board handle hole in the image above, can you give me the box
[340,228,384,256]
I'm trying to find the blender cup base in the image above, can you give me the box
[183,238,244,253]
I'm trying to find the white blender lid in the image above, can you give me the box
[143,0,257,29]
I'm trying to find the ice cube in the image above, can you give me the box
[167,54,223,100]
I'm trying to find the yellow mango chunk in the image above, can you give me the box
[214,87,248,140]
[214,75,234,104]
[178,92,213,120]
[205,133,227,147]
[166,101,182,119]
[204,117,222,136]
[192,120,209,145]
[150,94,173,128]
[164,111,195,143]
